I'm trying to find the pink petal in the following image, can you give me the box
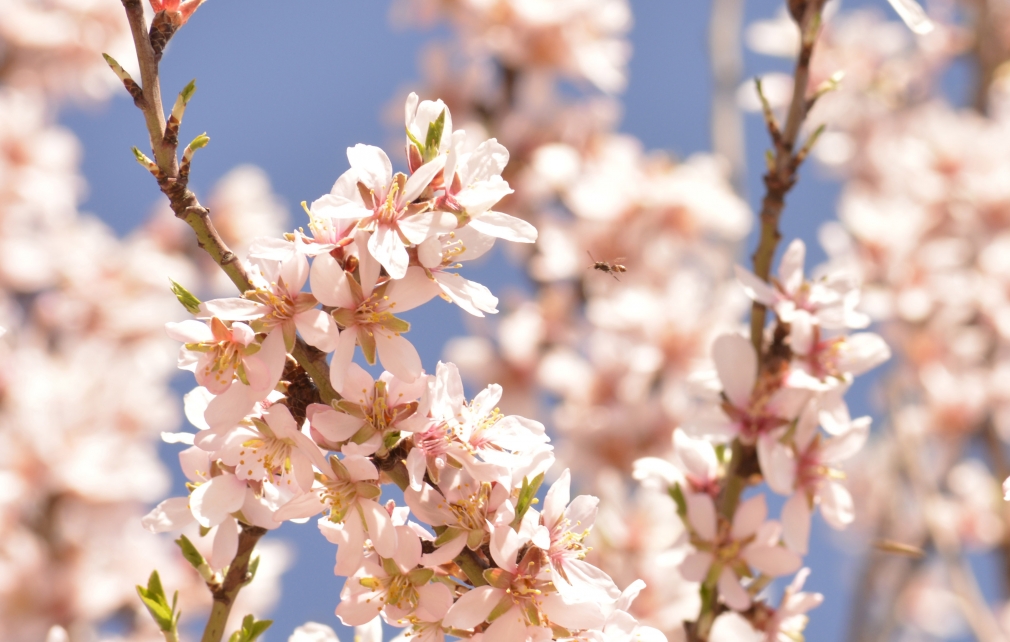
[165,319,213,343]
[731,495,767,540]
[712,334,756,409]
[782,492,812,555]
[481,605,527,642]
[329,329,358,391]
[310,253,356,309]
[274,491,327,522]
[819,481,855,529]
[368,225,409,280]
[733,265,777,306]
[415,582,453,622]
[190,474,246,527]
[347,144,392,192]
[469,210,537,243]
[442,585,503,629]
[718,567,751,611]
[420,531,467,567]
[141,497,194,533]
[312,407,364,443]
[402,154,447,203]
[360,498,397,558]
[374,332,422,383]
[756,433,796,495]
[385,267,442,312]
[778,239,806,295]
[539,593,606,630]
[295,309,340,352]
[399,210,459,245]
[542,468,571,529]
[742,544,802,577]
[210,516,239,569]
[686,493,718,541]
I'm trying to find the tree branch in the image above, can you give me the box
[749,0,825,359]
[200,525,267,642]
[116,0,338,405]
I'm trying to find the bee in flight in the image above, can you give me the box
[587,252,627,280]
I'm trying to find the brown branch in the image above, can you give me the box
[116,0,338,405]
[748,0,825,359]
[200,524,267,642]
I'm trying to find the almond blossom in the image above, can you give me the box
[166,317,284,395]
[307,362,425,456]
[199,251,338,352]
[309,143,454,279]
[706,333,809,444]
[533,468,620,603]
[310,242,440,388]
[438,134,538,244]
[442,523,606,641]
[758,403,869,554]
[680,494,801,611]
[735,239,870,331]
[275,454,397,574]
[334,526,450,627]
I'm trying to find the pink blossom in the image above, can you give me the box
[334,525,451,627]
[166,317,283,395]
[735,239,870,331]
[438,133,538,244]
[680,494,801,611]
[309,144,455,279]
[708,334,809,444]
[442,524,606,641]
[757,403,869,554]
[633,429,721,496]
[307,362,426,455]
[404,466,513,566]
[755,568,823,642]
[534,468,620,603]
[310,242,440,389]
[416,227,499,316]
[200,252,339,353]
[194,404,329,494]
[275,454,396,574]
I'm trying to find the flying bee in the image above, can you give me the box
[587,251,627,280]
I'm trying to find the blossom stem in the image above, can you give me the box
[116,0,339,406]
[748,0,826,360]
[200,525,267,642]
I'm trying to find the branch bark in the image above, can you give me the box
[200,525,267,642]
[116,0,338,405]
[748,0,825,358]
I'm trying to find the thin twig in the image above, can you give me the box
[115,0,338,405]
[748,0,826,359]
[200,525,267,642]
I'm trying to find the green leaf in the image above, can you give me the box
[669,482,687,520]
[511,473,545,528]
[135,571,177,633]
[245,555,260,586]
[423,108,446,161]
[175,534,206,569]
[230,614,273,642]
[169,279,202,314]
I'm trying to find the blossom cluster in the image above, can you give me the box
[389,1,902,639]
[744,3,1010,638]
[144,94,666,642]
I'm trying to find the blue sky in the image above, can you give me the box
[62,1,940,639]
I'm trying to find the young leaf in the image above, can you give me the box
[169,279,202,314]
[511,473,545,528]
[423,108,446,161]
[136,570,178,633]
